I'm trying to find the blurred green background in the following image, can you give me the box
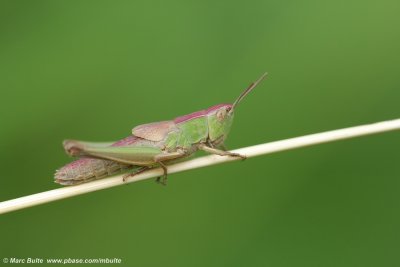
[1,0,399,266]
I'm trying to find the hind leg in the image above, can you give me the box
[122,166,152,182]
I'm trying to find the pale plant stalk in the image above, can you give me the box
[1,118,400,215]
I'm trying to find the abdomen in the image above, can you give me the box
[55,158,132,185]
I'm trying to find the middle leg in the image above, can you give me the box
[153,150,186,185]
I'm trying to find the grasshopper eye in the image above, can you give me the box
[216,109,227,122]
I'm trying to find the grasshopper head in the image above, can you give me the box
[206,104,235,142]
[207,72,268,143]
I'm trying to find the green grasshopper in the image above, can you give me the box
[55,72,267,185]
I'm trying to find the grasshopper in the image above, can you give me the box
[55,72,268,185]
